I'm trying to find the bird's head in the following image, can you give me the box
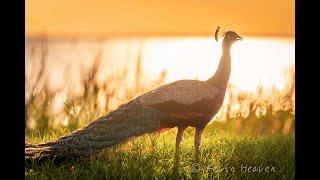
[223,31,243,43]
[215,27,243,50]
[221,31,243,50]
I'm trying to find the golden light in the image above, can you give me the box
[26,0,295,93]
[25,0,295,130]
[141,36,294,91]
[26,0,294,37]
[26,36,294,94]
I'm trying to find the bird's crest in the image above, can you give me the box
[214,26,227,42]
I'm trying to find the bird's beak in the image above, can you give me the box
[236,34,243,41]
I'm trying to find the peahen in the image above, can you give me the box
[25,28,243,160]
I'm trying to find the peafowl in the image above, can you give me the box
[25,28,243,160]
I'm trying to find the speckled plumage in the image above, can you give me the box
[25,30,242,160]
[25,104,170,158]
[25,80,219,159]
[137,80,219,105]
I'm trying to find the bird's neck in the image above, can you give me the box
[207,44,232,91]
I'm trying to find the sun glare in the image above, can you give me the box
[142,36,294,91]
[25,36,294,95]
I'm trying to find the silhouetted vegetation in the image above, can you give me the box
[25,38,294,179]
[212,66,294,135]
[25,38,294,136]
[25,39,167,134]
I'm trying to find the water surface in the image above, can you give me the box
[25,36,295,96]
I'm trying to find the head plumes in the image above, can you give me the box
[214,26,227,42]
[214,26,243,50]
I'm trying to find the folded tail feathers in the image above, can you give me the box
[25,104,169,159]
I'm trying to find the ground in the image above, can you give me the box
[25,124,295,180]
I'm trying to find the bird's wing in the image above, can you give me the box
[138,80,219,105]
[136,80,219,118]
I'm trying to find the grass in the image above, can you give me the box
[25,40,294,135]
[25,38,295,179]
[25,125,295,180]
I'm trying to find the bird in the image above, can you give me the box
[25,28,243,160]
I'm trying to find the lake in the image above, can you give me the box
[25,36,295,98]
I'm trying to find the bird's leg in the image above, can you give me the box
[194,127,204,162]
[175,126,187,162]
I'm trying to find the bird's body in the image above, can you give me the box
[25,80,220,158]
[136,80,221,129]
[25,29,242,160]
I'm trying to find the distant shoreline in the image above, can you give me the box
[25,33,294,42]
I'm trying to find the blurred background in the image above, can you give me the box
[25,0,294,135]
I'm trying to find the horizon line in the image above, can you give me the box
[26,32,294,41]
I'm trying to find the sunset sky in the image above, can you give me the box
[26,0,294,37]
